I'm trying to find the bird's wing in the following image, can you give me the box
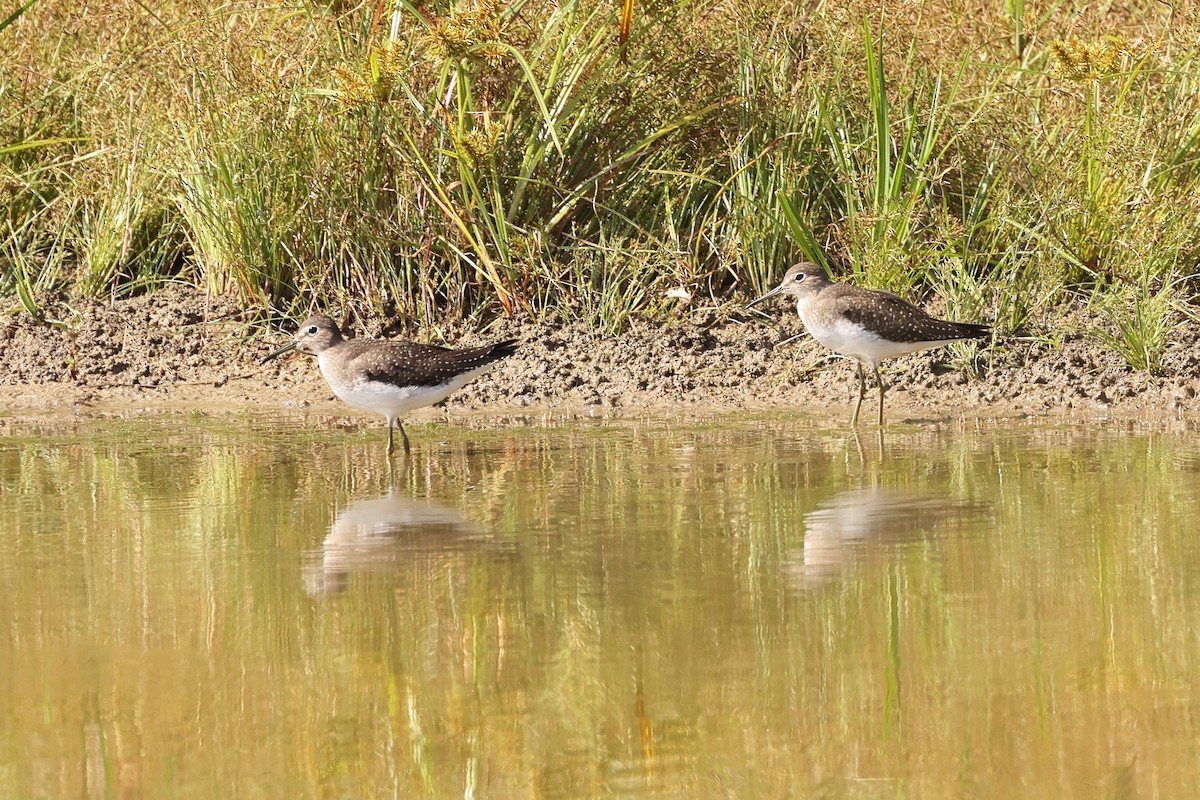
[348,340,515,387]
[838,290,988,343]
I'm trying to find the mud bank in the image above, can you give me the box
[2,285,1198,422]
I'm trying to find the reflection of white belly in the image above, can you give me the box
[318,357,495,418]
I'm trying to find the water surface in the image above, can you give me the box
[2,413,1200,798]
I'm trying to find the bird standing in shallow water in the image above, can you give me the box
[748,262,990,426]
[262,314,517,456]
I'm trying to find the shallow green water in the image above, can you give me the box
[3,413,1200,798]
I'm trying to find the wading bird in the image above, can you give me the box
[262,314,517,456]
[748,262,990,426]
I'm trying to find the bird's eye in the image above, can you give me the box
[306,325,319,335]
[792,272,806,283]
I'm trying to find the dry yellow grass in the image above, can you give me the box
[2,0,1198,371]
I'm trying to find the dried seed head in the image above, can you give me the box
[1050,35,1131,82]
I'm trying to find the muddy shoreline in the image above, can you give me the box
[2,285,1198,423]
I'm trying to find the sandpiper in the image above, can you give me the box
[262,314,517,456]
[748,262,990,426]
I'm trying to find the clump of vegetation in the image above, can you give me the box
[2,0,1198,372]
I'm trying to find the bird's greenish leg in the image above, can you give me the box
[397,420,411,455]
[850,362,866,427]
[874,364,886,426]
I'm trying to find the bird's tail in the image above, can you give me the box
[955,322,991,340]
[489,339,519,360]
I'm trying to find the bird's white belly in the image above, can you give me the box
[798,304,946,365]
[318,357,495,418]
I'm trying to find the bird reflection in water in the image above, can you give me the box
[305,492,502,596]
[789,487,981,588]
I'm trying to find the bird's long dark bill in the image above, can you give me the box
[261,340,299,364]
[746,285,784,309]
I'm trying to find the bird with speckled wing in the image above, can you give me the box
[748,262,990,426]
[262,314,517,456]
